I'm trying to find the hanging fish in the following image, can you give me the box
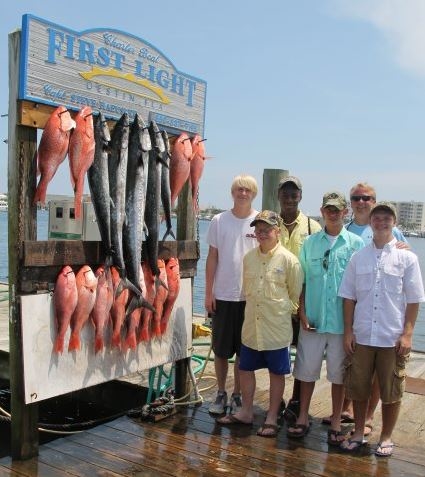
[110,266,130,349]
[124,265,147,350]
[190,135,207,212]
[68,265,98,352]
[152,259,168,337]
[144,121,167,287]
[34,106,76,206]
[160,257,180,335]
[53,265,78,354]
[107,113,132,282]
[169,132,192,208]
[160,130,175,240]
[138,262,156,342]
[123,114,153,313]
[91,265,114,353]
[87,112,112,261]
[68,106,95,218]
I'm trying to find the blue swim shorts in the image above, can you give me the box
[239,344,291,375]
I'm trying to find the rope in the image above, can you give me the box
[0,402,126,435]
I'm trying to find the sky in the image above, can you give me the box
[1,0,425,216]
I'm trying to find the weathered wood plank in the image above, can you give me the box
[81,423,265,477]
[8,30,39,461]
[45,439,163,477]
[0,455,72,476]
[22,239,199,267]
[18,240,199,292]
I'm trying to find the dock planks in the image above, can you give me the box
[1,347,425,476]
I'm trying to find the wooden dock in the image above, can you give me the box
[1,325,425,476]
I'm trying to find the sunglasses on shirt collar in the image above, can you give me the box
[350,195,374,202]
[323,249,330,270]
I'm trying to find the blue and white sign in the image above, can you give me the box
[19,14,207,135]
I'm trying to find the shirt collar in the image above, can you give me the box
[257,242,280,257]
[372,237,397,251]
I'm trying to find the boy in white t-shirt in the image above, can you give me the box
[205,174,258,415]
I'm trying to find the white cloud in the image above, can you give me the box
[331,0,425,77]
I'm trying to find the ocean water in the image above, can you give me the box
[0,210,424,351]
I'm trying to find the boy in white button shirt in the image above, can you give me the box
[339,202,425,457]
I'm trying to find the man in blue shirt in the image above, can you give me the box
[287,192,364,446]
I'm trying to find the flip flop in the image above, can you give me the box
[257,423,279,438]
[287,423,310,438]
[340,438,367,452]
[321,413,354,425]
[327,429,346,446]
[321,416,332,425]
[375,442,394,457]
[350,423,373,437]
[340,413,355,423]
[216,414,253,426]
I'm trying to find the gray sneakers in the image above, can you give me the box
[229,393,242,415]
[209,391,228,414]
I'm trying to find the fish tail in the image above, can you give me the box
[111,332,121,349]
[33,180,47,206]
[68,333,81,352]
[160,317,169,335]
[125,332,137,350]
[162,227,176,241]
[139,327,150,342]
[94,336,104,353]
[53,335,64,354]
[152,318,161,337]
[155,276,168,292]
[74,186,83,219]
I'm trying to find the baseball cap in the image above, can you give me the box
[322,191,347,210]
[370,201,397,220]
[250,210,282,227]
[278,176,302,191]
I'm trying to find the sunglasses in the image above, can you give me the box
[350,195,374,202]
[323,249,330,270]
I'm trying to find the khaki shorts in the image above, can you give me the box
[344,344,409,404]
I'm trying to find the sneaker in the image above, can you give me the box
[229,393,242,415]
[209,391,227,414]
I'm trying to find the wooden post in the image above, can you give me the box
[262,169,289,211]
[8,31,39,459]
[175,180,195,399]
[176,180,195,241]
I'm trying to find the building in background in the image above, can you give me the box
[392,201,425,233]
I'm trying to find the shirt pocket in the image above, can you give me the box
[244,271,257,297]
[264,269,286,299]
[355,264,374,292]
[309,257,323,278]
[383,264,403,294]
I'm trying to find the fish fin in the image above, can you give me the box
[68,333,81,352]
[125,295,140,317]
[158,155,169,168]
[53,336,64,354]
[139,326,151,342]
[160,319,169,335]
[111,332,121,349]
[105,255,114,269]
[124,333,137,350]
[94,336,104,353]
[152,323,161,336]
[33,180,47,206]
[162,227,176,241]
[127,295,155,316]
[155,277,168,292]
[124,278,145,298]
[114,278,126,298]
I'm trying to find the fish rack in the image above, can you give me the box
[6,31,200,460]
